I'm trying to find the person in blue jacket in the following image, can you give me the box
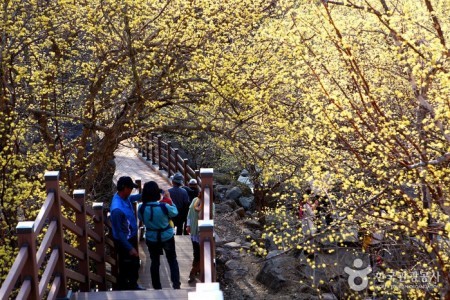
[138,181,181,290]
[110,176,144,290]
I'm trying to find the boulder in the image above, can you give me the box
[226,186,242,201]
[238,196,255,210]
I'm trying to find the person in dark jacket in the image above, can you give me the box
[168,173,190,235]
[138,181,180,289]
[183,178,200,203]
[110,176,144,290]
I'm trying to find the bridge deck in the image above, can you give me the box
[74,142,196,299]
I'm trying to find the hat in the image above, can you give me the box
[117,176,139,190]
[172,172,183,184]
[188,179,197,185]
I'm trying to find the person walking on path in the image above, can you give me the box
[110,176,144,291]
[186,191,203,282]
[183,178,200,203]
[169,172,190,235]
[138,181,181,290]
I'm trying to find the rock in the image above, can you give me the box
[215,184,230,202]
[238,196,255,210]
[242,228,256,240]
[224,242,241,249]
[266,250,284,259]
[244,219,261,229]
[215,203,234,214]
[226,186,242,201]
[235,207,246,217]
[263,237,278,251]
[225,259,249,271]
[222,199,238,210]
[241,242,251,249]
[256,259,287,291]
[224,269,248,280]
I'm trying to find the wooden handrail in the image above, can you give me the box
[189,168,223,299]
[0,171,118,299]
[199,168,216,283]
[136,133,202,185]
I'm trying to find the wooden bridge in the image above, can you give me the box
[0,136,222,300]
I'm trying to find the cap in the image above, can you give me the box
[188,179,197,185]
[117,176,139,190]
[172,172,183,184]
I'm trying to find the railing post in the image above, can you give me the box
[200,168,214,220]
[134,179,143,243]
[199,220,215,282]
[183,159,189,183]
[74,190,90,292]
[157,135,162,170]
[141,134,146,156]
[151,133,157,163]
[199,168,216,282]
[45,171,68,298]
[93,202,107,291]
[195,169,200,185]
[146,133,150,161]
[167,141,172,176]
[17,221,39,300]
[174,148,179,175]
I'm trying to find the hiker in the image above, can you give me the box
[186,191,203,282]
[168,172,190,235]
[183,178,200,203]
[138,181,181,290]
[110,176,145,290]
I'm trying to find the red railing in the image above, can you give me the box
[0,171,117,300]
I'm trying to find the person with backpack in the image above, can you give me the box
[138,181,181,290]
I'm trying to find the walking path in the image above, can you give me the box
[113,141,197,291]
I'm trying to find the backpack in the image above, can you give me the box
[139,202,173,242]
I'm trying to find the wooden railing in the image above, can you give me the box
[189,168,222,299]
[0,171,117,300]
[136,133,200,185]
[198,168,216,282]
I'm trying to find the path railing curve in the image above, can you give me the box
[136,133,201,186]
[0,171,117,300]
